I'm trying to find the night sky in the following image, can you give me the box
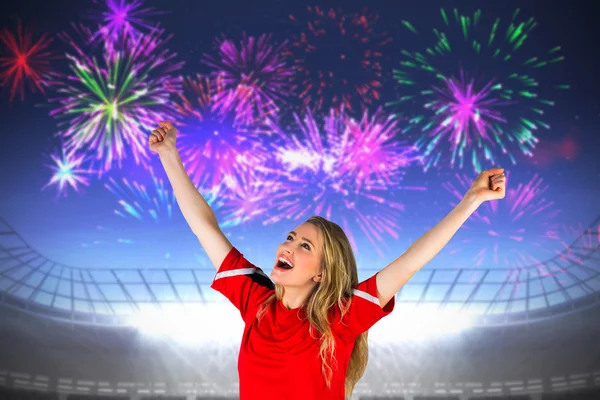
[1,0,599,282]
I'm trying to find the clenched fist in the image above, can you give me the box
[149,122,177,154]
[464,167,506,203]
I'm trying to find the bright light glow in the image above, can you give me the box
[126,303,244,346]
[369,304,475,343]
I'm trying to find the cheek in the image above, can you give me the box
[301,254,320,273]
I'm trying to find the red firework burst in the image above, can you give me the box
[0,20,54,102]
[286,6,392,114]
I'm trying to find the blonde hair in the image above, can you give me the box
[256,216,368,397]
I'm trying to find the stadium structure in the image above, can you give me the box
[0,216,599,400]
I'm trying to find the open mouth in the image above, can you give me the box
[276,259,294,270]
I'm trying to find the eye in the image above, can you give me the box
[286,235,310,251]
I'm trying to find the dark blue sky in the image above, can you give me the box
[0,0,598,276]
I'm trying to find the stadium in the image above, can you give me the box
[1,214,599,399]
[1,0,599,399]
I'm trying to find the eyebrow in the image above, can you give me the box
[289,231,314,247]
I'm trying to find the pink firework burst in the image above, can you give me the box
[442,170,563,269]
[0,20,55,102]
[212,173,278,228]
[263,107,421,257]
[201,32,295,130]
[286,5,392,114]
[413,70,512,173]
[341,108,422,190]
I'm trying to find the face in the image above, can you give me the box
[270,222,324,287]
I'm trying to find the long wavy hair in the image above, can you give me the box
[255,216,368,397]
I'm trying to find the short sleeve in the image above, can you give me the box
[331,271,395,341]
[210,247,274,321]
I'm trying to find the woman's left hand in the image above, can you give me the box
[465,167,506,203]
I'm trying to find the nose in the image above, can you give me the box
[282,246,293,255]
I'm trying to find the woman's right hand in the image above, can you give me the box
[149,121,178,154]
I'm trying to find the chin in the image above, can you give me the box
[269,272,281,284]
[270,272,291,286]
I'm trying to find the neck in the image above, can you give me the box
[281,285,314,310]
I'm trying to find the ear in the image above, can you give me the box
[313,271,323,283]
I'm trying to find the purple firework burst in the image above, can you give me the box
[201,32,295,130]
[175,74,278,226]
[88,0,163,54]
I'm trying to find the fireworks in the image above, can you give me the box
[287,5,392,115]
[174,74,278,227]
[389,8,569,173]
[176,75,274,187]
[263,107,421,257]
[0,20,54,102]
[105,166,176,222]
[49,24,183,173]
[41,143,97,198]
[201,32,295,129]
[442,170,563,269]
[342,108,421,189]
[212,173,277,228]
[88,0,163,54]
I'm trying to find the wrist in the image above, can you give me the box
[158,144,178,158]
[461,191,483,211]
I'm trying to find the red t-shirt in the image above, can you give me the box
[210,247,395,400]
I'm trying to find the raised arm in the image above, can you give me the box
[150,122,232,270]
[375,168,506,308]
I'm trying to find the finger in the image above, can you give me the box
[157,127,166,139]
[486,168,504,177]
[149,133,158,144]
[159,121,173,130]
[151,130,162,141]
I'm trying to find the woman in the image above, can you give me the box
[150,122,506,399]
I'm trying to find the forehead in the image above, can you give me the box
[291,223,322,246]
